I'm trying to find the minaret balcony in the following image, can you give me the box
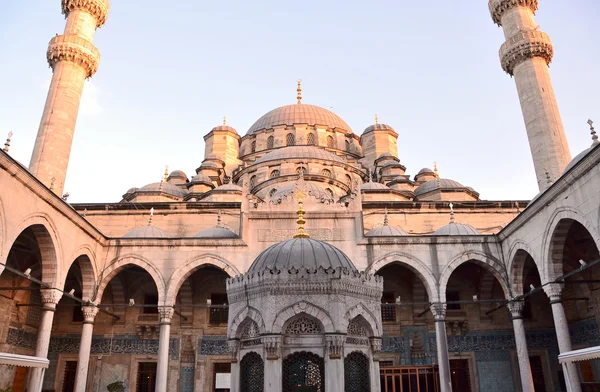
[499,30,554,76]
[62,0,110,28]
[46,34,100,78]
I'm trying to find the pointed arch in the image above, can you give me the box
[439,250,510,302]
[165,254,240,304]
[542,208,600,283]
[507,241,538,296]
[366,252,437,301]
[229,306,265,338]
[343,303,380,336]
[93,254,166,305]
[58,244,98,301]
[272,301,334,334]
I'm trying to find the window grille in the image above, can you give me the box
[284,316,322,335]
[327,135,334,148]
[344,352,370,392]
[267,136,274,149]
[251,141,256,153]
[270,170,280,178]
[240,352,264,392]
[321,169,331,177]
[296,167,307,175]
[286,133,295,146]
[307,133,316,145]
[282,352,324,392]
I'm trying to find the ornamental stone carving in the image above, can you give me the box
[370,337,382,356]
[326,334,345,359]
[544,283,564,304]
[500,30,554,76]
[62,0,110,28]
[40,288,63,309]
[285,316,323,335]
[47,35,100,78]
[507,301,525,320]
[159,306,174,323]
[431,303,447,322]
[489,0,539,26]
[262,335,282,360]
[81,305,99,323]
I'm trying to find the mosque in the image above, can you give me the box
[1,1,600,392]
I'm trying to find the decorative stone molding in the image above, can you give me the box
[40,288,62,309]
[62,0,110,28]
[544,283,564,304]
[227,339,240,363]
[500,30,554,76]
[81,305,99,323]
[262,335,282,360]
[370,337,382,358]
[159,306,174,323]
[326,334,345,359]
[47,34,100,78]
[507,301,525,320]
[431,303,447,322]
[489,0,539,26]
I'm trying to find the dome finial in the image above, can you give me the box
[163,165,169,183]
[3,131,13,153]
[375,114,379,125]
[148,207,154,226]
[433,161,439,179]
[449,203,455,224]
[293,191,310,239]
[589,119,599,146]
[297,79,302,104]
[223,116,227,126]
[383,208,389,226]
[217,209,222,227]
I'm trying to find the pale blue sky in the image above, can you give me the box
[1,1,598,203]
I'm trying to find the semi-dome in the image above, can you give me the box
[366,225,408,236]
[123,225,171,238]
[194,226,238,238]
[414,178,465,197]
[247,104,352,135]
[248,238,356,273]
[190,173,213,184]
[254,146,345,165]
[433,222,480,236]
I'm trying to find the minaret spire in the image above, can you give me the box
[29,0,110,195]
[3,131,13,153]
[489,0,571,191]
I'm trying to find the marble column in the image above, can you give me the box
[544,284,581,392]
[73,305,99,392]
[155,306,174,392]
[263,335,282,392]
[370,337,382,392]
[508,301,534,392]
[227,339,240,392]
[325,334,345,392]
[432,304,452,392]
[28,288,62,392]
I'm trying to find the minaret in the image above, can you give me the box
[489,0,571,191]
[29,0,110,195]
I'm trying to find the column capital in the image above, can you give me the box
[262,335,282,360]
[40,288,62,309]
[489,0,539,26]
[544,283,564,303]
[81,305,99,323]
[507,300,525,320]
[431,303,447,321]
[325,334,345,360]
[158,306,174,324]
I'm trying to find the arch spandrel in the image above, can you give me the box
[93,254,166,305]
[438,250,510,302]
[343,303,380,336]
[272,301,334,334]
[229,306,266,339]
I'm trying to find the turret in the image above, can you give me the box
[490,0,571,190]
[360,115,399,170]
[203,117,241,177]
[29,0,110,195]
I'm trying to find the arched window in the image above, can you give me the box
[325,188,334,198]
[307,133,316,146]
[285,316,323,335]
[251,140,256,153]
[267,135,274,149]
[283,352,324,392]
[286,133,295,146]
[270,170,280,178]
[269,188,277,198]
[321,169,332,178]
[345,140,350,151]
[344,352,370,392]
[326,135,334,148]
[249,175,257,189]
[296,166,307,175]
[240,352,264,392]
[345,174,352,187]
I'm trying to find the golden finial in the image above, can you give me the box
[293,191,310,239]
[375,114,379,125]
[163,165,169,183]
[589,119,598,146]
[223,116,227,126]
[433,161,439,179]
[449,203,455,224]
[148,207,154,226]
[3,131,13,153]
[297,79,302,104]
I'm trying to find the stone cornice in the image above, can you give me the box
[500,30,553,76]
[498,144,600,240]
[489,0,538,26]
[0,151,106,246]
[47,34,100,78]
[358,234,499,246]
[106,238,248,247]
[62,0,110,28]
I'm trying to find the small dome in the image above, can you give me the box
[194,226,237,238]
[211,125,238,134]
[123,225,171,238]
[389,176,410,184]
[414,178,465,197]
[139,182,187,198]
[365,225,408,237]
[433,222,480,236]
[360,181,389,190]
[363,124,395,134]
[190,174,213,184]
[169,170,187,178]
[416,168,434,176]
[381,161,403,168]
[254,146,345,165]
[200,160,222,169]
[564,145,598,173]
[247,104,352,135]
[248,238,356,273]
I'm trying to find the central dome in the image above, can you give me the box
[248,238,356,273]
[247,104,352,135]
